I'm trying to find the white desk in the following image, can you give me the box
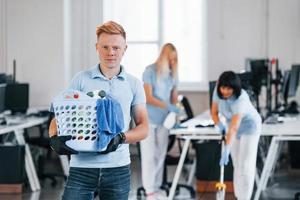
[254,117,300,200]
[0,117,48,192]
[167,115,300,200]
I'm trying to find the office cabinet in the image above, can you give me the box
[0,145,25,184]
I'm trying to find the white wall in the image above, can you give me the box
[268,0,300,68]
[2,0,65,108]
[207,0,300,82]
[0,0,7,73]
[184,0,300,114]
[207,0,267,81]
[1,0,300,110]
[1,0,105,108]
[64,0,103,79]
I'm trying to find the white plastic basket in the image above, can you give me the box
[52,90,105,152]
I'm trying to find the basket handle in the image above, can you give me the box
[52,89,92,101]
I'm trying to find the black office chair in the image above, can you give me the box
[137,96,196,199]
[160,95,196,197]
[24,111,66,187]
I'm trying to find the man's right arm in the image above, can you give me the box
[48,117,78,155]
[49,118,58,137]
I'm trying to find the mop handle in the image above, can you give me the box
[215,129,227,192]
[220,130,226,184]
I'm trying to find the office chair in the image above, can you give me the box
[136,96,196,199]
[24,111,66,187]
[160,95,196,197]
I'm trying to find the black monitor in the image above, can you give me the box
[0,84,6,113]
[5,83,29,115]
[0,74,14,84]
[0,74,6,84]
[282,70,291,105]
[249,59,269,94]
[5,75,14,84]
[288,65,300,97]
[209,81,217,108]
[239,72,252,90]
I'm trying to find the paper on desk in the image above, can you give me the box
[279,116,298,122]
[181,110,214,128]
[5,116,25,125]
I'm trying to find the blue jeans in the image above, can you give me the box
[62,165,131,200]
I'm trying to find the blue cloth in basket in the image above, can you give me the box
[96,97,124,150]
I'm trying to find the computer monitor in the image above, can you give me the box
[239,72,252,90]
[288,65,300,97]
[248,59,269,95]
[5,75,14,84]
[0,74,6,84]
[209,81,217,108]
[0,74,14,84]
[0,84,6,113]
[5,83,29,115]
[281,70,291,105]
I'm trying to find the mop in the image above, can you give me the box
[215,130,226,200]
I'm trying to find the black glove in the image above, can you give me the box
[50,135,78,155]
[101,132,126,154]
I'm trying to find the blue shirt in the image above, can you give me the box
[142,64,178,125]
[213,89,262,137]
[67,64,146,168]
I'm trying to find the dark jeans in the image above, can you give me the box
[62,165,131,200]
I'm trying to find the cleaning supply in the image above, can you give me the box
[96,96,124,150]
[216,130,227,200]
[52,89,124,152]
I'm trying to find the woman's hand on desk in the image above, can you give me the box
[216,122,226,134]
[50,135,78,155]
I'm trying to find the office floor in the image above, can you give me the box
[0,145,299,200]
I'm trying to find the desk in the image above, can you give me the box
[0,117,48,192]
[167,115,300,200]
[253,118,300,200]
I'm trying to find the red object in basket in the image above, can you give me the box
[74,93,79,99]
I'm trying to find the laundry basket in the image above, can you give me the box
[52,90,104,152]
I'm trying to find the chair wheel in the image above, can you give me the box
[160,184,170,195]
[136,196,142,200]
[137,187,146,199]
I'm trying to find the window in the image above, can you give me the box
[103,0,207,90]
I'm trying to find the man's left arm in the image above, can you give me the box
[100,104,148,154]
[123,104,149,143]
